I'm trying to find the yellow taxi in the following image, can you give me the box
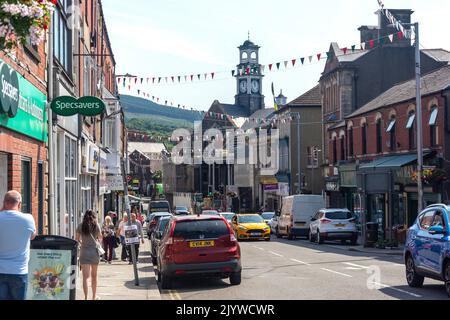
[231,214,271,241]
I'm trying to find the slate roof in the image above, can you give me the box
[241,108,276,130]
[288,85,321,106]
[346,65,450,118]
[210,101,251,118]
[422,49,450,64]
[128,142,167,155]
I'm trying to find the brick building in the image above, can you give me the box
[327,65,450,243]
[0,32,49,233]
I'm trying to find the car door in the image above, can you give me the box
[415,210,436,271]
[427,210,448,274]
[310,212,320,235]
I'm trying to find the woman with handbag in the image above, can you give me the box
[101,216,115,264]
[75,210,103,301]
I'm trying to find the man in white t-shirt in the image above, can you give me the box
[0,191,37,300]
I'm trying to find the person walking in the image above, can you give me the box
[0,191,36,300]
[127,213,145,265]
[117,214,129,262]
[101,216,115,264]
[75,210,102,301]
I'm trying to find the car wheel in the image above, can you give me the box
[317,230,324,244]
[350,236,358,246]
[230,272,242,286]
[309,230,314,243]
[405,255,424,288]
[160,272,172,290]
[445,262,450,298]
[276,227,282,239]
[341,240,347,245]
[265,237,271,242]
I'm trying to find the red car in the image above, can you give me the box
[157,215,242,289]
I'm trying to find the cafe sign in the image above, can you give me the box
[0,59,47,142]
[51,96,106,117]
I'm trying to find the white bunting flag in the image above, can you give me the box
[261,65,265,73]
[361,42,366,50]
[284,61,289,68]
[308,56,313,63]
[388,34,394,42]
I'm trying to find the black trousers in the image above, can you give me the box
[127,244,140,262]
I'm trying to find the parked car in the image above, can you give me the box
[147,212,172,238]
[148,201,171,215]
[269,216,279,234]
[260,212,275,224]
[404,204,450,298]
[157,215,242,289]
[174,210,190,216]
[175,206,189,212]
[220,212,236,223]
[202,210,220,216]
[231,214,271,241]
[276,195,325,240]
[309,209,358,245]
[150,216,171,265]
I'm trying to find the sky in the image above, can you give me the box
[102,0,450,112]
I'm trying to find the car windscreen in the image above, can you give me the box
[173,220,229,240]
[238,215,264,223]
[150,203,170,212]
[325,211,353,220]
[222,214,234,220]
[261,213,275,220]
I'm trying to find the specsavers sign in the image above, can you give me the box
[0,59,47,142]
[51,96,105,116]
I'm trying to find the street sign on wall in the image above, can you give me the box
[50,96,106,117]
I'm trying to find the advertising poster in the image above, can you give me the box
[124,224,140,245]
[27,249,72,300]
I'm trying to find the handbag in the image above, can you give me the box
[90,232,105,256]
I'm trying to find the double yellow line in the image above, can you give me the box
[168,290,182,300]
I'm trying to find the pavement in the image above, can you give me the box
[75,240,161,300]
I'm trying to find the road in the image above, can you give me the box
[154,237,448,300]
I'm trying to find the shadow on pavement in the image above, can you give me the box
[378,284,446,300]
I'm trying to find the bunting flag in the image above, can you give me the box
[171,76,175,83]
[178,76,181,82]
[351,45,356,52]
[165,77,168,83]
[211,72,215,79]
[246,67,250,75]
[397,31,404,40]
[369,40,375,48]
[342,47,348,55]
[292,59,296,67]
[118,78,121,84]
[191,75,194,81]
[261,65,265,73]
[317,53,321,61]
[308,56,313,63]
[284,61,288,68]
[134,78,138,84]
[158,77,161,83]
[269,64,273,71]
[197,74,201,80]
[152,77,156,84]
[204,73,207,80]
[232,70,235,77]
[140,78,143,84]
[300,57,305,65]
[276,62,281,70]
[361,42,366,50]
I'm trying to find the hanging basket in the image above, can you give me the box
[0,0,57,51]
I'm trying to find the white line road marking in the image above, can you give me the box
[344,262,370,269]
[255,246,265,251]
[269,251,284,258]
[290,259,311,266]
[345,267,363,270]
[373,282,422,298]
[321,268,353,278]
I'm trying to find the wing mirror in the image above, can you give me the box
[429,226,445,235]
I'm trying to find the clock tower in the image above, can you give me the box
[235,39,265,116]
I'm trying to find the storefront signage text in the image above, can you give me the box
[51,96,106,117]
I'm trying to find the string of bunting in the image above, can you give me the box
[116,29,408,87]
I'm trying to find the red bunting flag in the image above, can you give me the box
[369,40,374,48]
[317,53,322,61]
[211,72,215,79]
[118,78,121,84]
[397,31,404,40]
[269,64,273,71]
[343,47,348,55]
[292,59,296,67]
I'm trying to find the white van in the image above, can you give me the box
[276,195,325,240]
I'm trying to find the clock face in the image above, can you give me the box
[240,80,247,93]
[251,80,260,93]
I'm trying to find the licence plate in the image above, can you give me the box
[251,233,261,236]
[335,224,346,228]
[189,240,215,248]
[296,223,306,227]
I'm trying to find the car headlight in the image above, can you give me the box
[264,227,270,231]
[239,226,247,231]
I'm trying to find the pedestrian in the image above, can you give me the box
[101,216,115,264]
[0,191,36,300]
[127,213,145,265]
[117,213,129,262]
[75,210,102,301]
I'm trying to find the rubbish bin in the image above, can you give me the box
[365,222,379,248]
[27,236,78,300]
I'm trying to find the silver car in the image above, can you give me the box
[309,209,358,245]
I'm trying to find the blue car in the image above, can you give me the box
[404,204,450,297]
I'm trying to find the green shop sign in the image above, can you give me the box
[51,96,106,116]
[0,59,47,142]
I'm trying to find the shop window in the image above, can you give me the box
[429,107,438,147]
[386,117,396,151]
[21,159,32,214]
[63,136,77,237]
[333,138,337,164]
[376,120,383,154]
[53,0,73,75]
[407,112,416,149]
[340,137,345,161]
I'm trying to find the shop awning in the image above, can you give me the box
[260,176,278,185]
[275,173,289,183]
[360,153,428,170]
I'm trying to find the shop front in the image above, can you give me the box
[260,176,279,212]
[0,58,47,232]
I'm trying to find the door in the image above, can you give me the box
[416,210,435,271]
[428,210,447,274]
[310,212,322,235]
